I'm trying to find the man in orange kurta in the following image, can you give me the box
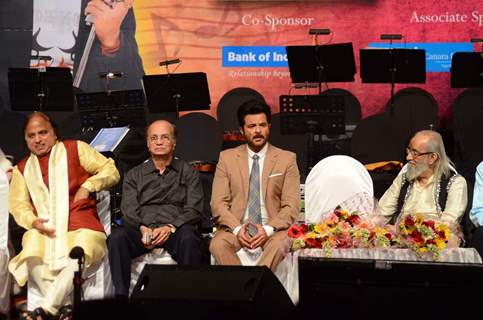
[8,112,119,319]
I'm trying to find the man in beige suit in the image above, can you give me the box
[210,100,300,271]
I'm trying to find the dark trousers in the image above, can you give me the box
[108,224,202,297]
[471,226,483,259]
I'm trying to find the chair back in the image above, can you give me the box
[175,112,223,230]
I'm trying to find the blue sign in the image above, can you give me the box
[222,46,288,67]
[367,42,474,72]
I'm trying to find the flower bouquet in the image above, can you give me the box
[397,213,461,259]
[288,208,400,256]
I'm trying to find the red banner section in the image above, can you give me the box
[134,0,483,121]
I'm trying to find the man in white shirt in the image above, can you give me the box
[379,130,467,224]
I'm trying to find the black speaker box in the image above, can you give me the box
[130,265,294,320]
[298,257,483,318]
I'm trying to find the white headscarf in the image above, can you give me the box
[0,148,12,173]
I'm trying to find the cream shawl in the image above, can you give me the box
[23,141,69,272]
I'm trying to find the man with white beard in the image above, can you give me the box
[378,130,467,225]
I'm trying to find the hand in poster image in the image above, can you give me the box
[85,0,134,54]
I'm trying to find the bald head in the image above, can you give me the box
[146,120,177,158]
[147,120,176,138]
[411,130,444,154]
[24,112,58,156]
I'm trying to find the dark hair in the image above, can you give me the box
[23,111,60,139]
[237,100,271,127]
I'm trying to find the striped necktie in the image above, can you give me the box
[247,154,261,236]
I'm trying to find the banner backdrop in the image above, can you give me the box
[133,0,483,121]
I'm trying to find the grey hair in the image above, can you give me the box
[414,130,454,179]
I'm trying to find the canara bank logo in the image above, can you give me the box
[241,15,314,30]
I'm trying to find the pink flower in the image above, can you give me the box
[325,213,340,225]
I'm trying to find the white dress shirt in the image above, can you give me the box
[233,144,274,237]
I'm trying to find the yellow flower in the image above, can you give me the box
[314,224,323,234]
[339,210,349,220]
[414,214,424,225]
[436,225,450,240]
[305,232,317,239]
[435,239,446,250]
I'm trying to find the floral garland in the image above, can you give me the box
[288,209,459,259]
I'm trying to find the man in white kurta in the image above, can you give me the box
[379,130,467,224]
[8,112,119,318]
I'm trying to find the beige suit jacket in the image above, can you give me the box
[211,143,300,232]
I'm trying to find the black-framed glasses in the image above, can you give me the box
[406,147,433,158]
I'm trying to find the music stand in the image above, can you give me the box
[360,48,426,113]
[8,67,74,111]
[76,89,146,131]
[142,72,211,117]
[286,43,356,93]
[450,52,483,88]
[279,94,345,172]
[284,43,353,172]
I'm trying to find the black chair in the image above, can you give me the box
[451,88,483,184]
[217,87,265,150]
[385,87,439,139]
[175,112,223,264]
[269,113,307,180]
[175,112,223,231]
[350,113,406,199]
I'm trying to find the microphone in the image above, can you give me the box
[85,14,94,26]
[308,28,330,35]
[69,246,85,260]
[380,34,402,40]
[159,58,181,66]
[30,55,52,61]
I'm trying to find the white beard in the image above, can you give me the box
[406,161,429,181]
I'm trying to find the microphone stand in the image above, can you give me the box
[73,253,85,310]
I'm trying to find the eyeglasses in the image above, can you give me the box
[149,134,172,142]
[406,147,433,158]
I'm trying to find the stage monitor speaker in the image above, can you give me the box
[130,265,294,320]
[298,257,483,318]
